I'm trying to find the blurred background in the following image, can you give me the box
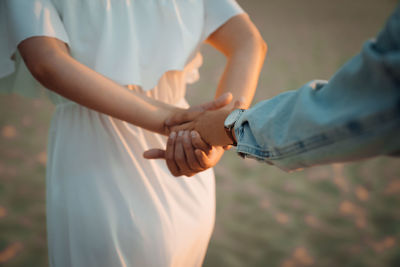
[1,0,399,266]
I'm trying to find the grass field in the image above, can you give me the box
[1,0,400,266]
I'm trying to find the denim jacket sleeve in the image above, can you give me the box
[234,6,400,172]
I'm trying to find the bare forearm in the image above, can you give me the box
[207,14,267,109]
[19,37,177,135]
[42,53,174,134]
[216,38,266,108]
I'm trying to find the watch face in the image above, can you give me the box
[224,109,244,128]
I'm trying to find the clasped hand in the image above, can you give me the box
[143,93,244,177]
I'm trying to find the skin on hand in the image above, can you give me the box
[144,13,266,177]
[170,109,233,147]
[143,93,233,177]
[143,130,224,177]
[170,98,245,147]
[143,99,245,177]
[165,93,232,128]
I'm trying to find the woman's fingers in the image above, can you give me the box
[144,131,203,177]
[165,132,181,177]
[182,131,203,171]
[190,131,212,154]
[144,130,217,177]
[142,149,165,159]
[174,131,193,177]
[143,131,223,177]
[194,149,211,169]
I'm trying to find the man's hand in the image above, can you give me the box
[169,99,246,147]
[165,93,233,132]
[170,109,232,147]
[143,95,244,177]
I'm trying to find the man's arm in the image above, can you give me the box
[233,6,400,171]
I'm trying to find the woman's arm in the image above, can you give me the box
[18,36,178,135]
[145,14,267,177]
[207,13,267,108]
[165,14,266,127]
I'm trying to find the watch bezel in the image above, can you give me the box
[224,109,245,146]
[224,109,244,129]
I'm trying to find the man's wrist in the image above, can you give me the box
[231,126,237,144]
[220,109,235,146]
[223,108,245,146]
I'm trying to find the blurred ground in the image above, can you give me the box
[1,0,400,266]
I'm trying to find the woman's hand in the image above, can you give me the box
[143,130,225,177]
[143,13,266,177]
[143,94,237,177]
[143,99,245,177]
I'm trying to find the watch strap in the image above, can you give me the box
[224,109,245,146]
[225,126,237,146]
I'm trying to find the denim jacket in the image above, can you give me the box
[234,6,400,172]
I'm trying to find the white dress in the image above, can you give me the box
[0,0,243,266]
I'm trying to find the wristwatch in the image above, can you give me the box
[224,109,245,146]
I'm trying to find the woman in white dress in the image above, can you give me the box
[0,0,266,266]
